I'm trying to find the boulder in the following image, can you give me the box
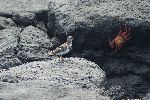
[12,12,36,27]
[0,16,16,30]
[48,0,150,51]
[0,0,51,15]
[0,57,109,100]
[17,26,53,62]
[0,0,51,27]
[143,92,150,100]
[0,27,22,69]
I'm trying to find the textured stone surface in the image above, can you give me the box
[0,0,150,99]
[0,57,109,100]
[127,46,150,64]
[143,92,150,100]
[0,27,22,69]
[103,75,149,99]
[17,26,53,62]
[0,16,16,30]
[0,0,52,27]
[12,12,36,27]
[48,0,150,50]
[0,0,51,14]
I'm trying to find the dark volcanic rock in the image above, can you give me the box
[0,27,22,69]
[48,0,150,51]
[102,57,150,76]
[127,46,150,64]
[102,58,135,76]
[103,75,149,99]
[12,12,36,27]
[17,26,53,62]
[0,57,110,100]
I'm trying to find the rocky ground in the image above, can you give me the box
[0,0,150,100]
[0,58,109,100]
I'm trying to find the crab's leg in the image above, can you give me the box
[114,42,118,53]
[109,39,115,48]
[126,28,131,38]
[118,25,122,35]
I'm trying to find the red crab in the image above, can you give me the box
[109,24,132,53]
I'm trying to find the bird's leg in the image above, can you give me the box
[57,56,60,61]
[60,56,64,61]
[125,28,131,41]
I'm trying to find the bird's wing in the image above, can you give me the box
[53,43,67,54]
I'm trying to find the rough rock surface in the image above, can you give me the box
[36,21,47,33]
[71,50,150,76]
[0,16,16,30]
[0,0,150,99]
[71,50,150,99]
[0,27,22,69]
[0,57,109,100]
[48,0,150,50]
[127,46,150,64]
[0,0,51,15]
[103,75,150,99]
[0,25,53,69]
[17,26,53,62]
[0,0,52,27]
[143,91,150,100]
[102,56,150,76]
[12,12,36,27]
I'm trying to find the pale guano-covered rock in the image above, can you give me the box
[48,0,150,50]
[0,16,16,30]
[0,57,109,100]
[0,27,22,69]
[17,25,53,62]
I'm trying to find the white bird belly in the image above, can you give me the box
[56,48,70,56]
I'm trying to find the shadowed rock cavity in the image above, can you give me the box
[47,0,150,51]
[46,0,150,99]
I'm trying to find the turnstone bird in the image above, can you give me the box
[48,36,73,61]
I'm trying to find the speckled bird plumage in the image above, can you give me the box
[48,36,73,61]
